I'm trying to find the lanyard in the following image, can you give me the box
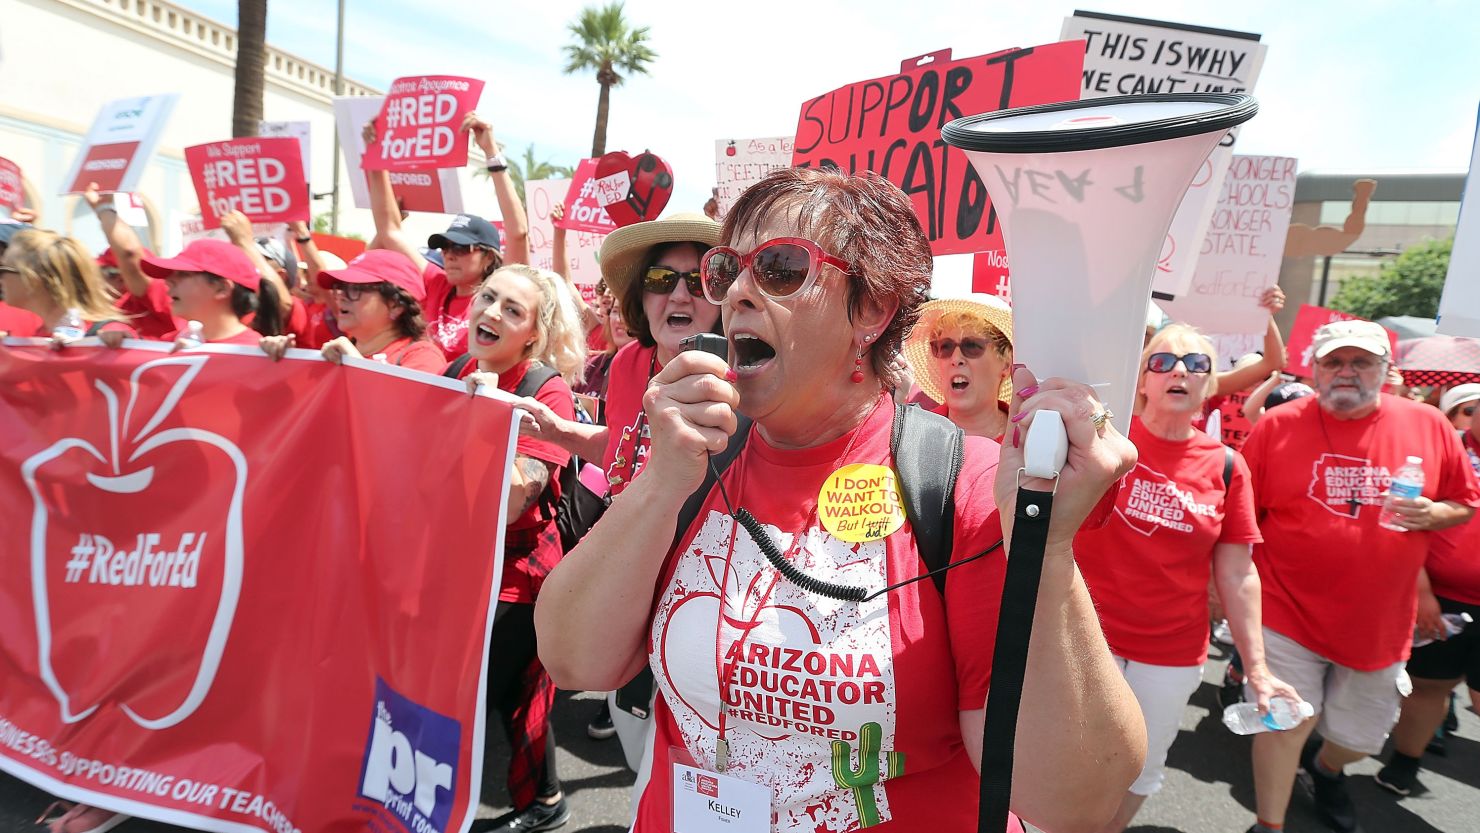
[606,351,661,490]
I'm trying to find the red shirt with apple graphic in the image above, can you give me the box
[422,261,473,361]
[636,397,1018,833]
[1075,416,1261,667]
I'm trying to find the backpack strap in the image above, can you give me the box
[1222,445,1235,490]
[84,320,115,337]
[671,414,754,550]
[442,354,474,379]
[514,362,560,399]
[891,403,965,598]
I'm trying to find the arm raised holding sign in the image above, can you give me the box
[363,119,430,274]
[465,113,529,266]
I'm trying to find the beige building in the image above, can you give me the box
[0,0,498,255]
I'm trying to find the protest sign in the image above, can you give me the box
[715,137,794,217]
[557,158,619,235]
[792,44,1083,258]
[1160,155,1297,335]
[1062,12,1267,300]
[361,76,484,171]
[257,120,312,181]
[593,150,673,227]
[527,178,604,303]
[0,341,517,833]
[1438,104,1480,338]
[184,138,309,228]
[0,156,24,216]
[334,96,464,214]
[1284,304,1400,378]
[61,95,179,196]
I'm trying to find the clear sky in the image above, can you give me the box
[176,0,1479,215]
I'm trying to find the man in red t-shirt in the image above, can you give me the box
[1240,320,1480,833]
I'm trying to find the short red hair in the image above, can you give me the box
[721,168,933,386]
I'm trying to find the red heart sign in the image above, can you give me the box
[594,150,674,227]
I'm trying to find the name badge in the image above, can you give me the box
[672,762,772,833]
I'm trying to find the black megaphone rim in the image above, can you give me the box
[941,93,1258,154]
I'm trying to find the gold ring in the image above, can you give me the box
[1090,408,1114,431]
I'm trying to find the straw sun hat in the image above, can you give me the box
[599,212,723,301]
[903,293,1015,405]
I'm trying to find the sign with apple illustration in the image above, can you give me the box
[22,354,244,730]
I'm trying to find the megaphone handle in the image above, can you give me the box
[1022,409,1068,480]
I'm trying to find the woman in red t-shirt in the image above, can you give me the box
[449,263,586,828]
[902,293,1015,441]
[140,239,285,345]
[261,250,443,374]
[1075,323,1300,832]
[535,168,1146,833]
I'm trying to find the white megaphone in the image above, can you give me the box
[942,94,1257,478]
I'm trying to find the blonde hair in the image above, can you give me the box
[930,310,1012,360]
[491,264,588,386]
[1136,323,1219,414]
[4,229,118,322]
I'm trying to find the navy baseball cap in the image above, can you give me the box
[1265,381,1315,410]
[428,214,501,251]
[0,222,32,249]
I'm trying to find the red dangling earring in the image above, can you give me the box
[850,334,871,383]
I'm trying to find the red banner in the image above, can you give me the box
[557,158,619,235]
[0,156,24,213]
[0,342,516,833]
[791,44,1083,257]
[1284,304,1400,378]
[184,138,309,229]
[362,76,485,171]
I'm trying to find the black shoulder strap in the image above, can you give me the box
[85,320,112,337]
[1222,445,1235,490]
[891,403,965,598]
[515,363,560,399]
[442,354,474,379]
[671,415,754,550]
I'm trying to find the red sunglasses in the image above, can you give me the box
[699,237,851,303]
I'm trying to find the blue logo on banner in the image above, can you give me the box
[357,676,461,833]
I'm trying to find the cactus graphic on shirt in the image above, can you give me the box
[831,721,906,827]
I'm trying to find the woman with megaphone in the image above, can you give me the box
[535,167,1146,833]
[1074,324,1301,833]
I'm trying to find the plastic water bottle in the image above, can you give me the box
[1379,457,1426,532]
[1222,697,1314,735]
[53,308,85,341]
[1413,612,1473,647]
[177,320,205,349]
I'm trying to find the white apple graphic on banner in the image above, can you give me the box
[22,355,246,730]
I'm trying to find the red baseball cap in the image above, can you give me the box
[317,249,426,305]
[96,247,155,270]
[141,239,261,291]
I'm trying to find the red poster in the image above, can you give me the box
[362,76,485,171]
[66,141,141,194]
[557,158,619,235]
[0,343,516,833]
[1284,303,1400,378]
[791,44,1083,257]
[0,156,23,212]
[184,138,309,228]
[388,168,452,213]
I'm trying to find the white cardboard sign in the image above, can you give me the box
[60,94,180,195]
[1438,105,1480,338]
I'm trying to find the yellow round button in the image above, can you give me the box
[818,463,905,543]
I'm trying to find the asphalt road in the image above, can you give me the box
[4,647,1478,832]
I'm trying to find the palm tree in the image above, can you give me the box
[231,0,267,137]
[471,144,573,204]
[562,2,657,157]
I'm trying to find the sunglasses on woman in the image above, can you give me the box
[930,337,990,359]
[1146,352,1213,374]
[642,266,704,296]
[699,237,852,304]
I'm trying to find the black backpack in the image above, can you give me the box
[445,357,601,550]
[615,402,964,718]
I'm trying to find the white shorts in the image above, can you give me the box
[1114,656,1204,796]
[1257,628,1407,755]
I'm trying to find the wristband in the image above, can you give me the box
[486,155,508,173]
[296,236,313,244]
[95,205,118,216]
